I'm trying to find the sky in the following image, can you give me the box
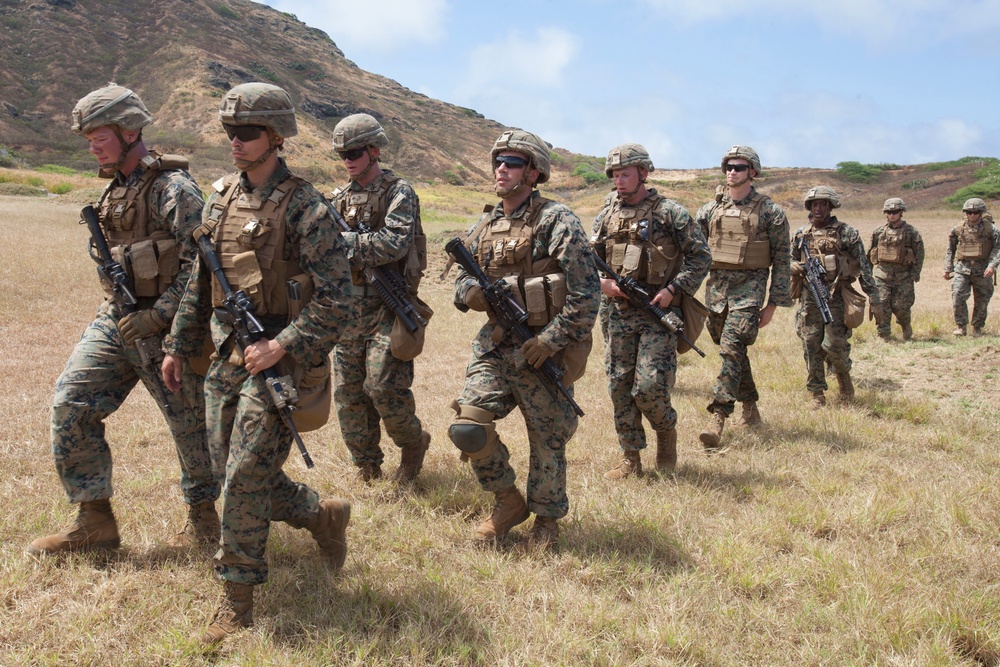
[256,0,1000,170]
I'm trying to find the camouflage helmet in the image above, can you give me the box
[604,143,654,177]
[720,145,761,174]
[491,129,551,184]
[332,113,388,151]
[71,85,153,135]
[962,197,987,213]
[803,185,841,210]
[883,197,906,213]
[219,82,297,138]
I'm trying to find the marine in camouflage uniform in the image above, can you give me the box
[328,114,430,483]
[161,83,353,646]
[28,85,217,558]
[694,146,791,449]
[943,198,1000,337]
[448,129,599,546]
[868,197,924,340]
[591,144,710,477]
[791,186,881,407]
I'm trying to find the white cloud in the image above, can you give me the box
[454,27,580,99]
[257,0,448,51]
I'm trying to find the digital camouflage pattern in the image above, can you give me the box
[163,159,353,585]
[791,218,879,393]
[51,167,217,507]
[945,219,1000,329]
[695,187,791,416]
[593,191,710,449]
[453,192,598,519]
[332,171,425,468]
[869,220,924,337]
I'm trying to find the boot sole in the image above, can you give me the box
[26,537,121,557]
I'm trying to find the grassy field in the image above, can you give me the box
[1,189,999,667]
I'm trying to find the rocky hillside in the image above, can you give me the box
[0,0,511,185]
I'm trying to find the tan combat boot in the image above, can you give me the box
[197,580,254,645]
[474,486,529,541]
[655,429,677,473]
[699,412,726,450]
[167,501,220,548]
[811,392,826,409]
[393,430,431,483]
[836,372,855,404]
[27,499,120,556]
[528,516,559,548]
[306,498,351,570]
[357,462,382,483]
[737,401,763,428]
[953,325,967,336]
[603,449,642,479]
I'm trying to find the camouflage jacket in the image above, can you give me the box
[592,188,711,298]
[163,159,353,366]
[944,220,1000,276]
[694,187,791,313]
[97,164,204,322]
[455,191,599,357]
[792,216,880,303]
[869,220,924,282]
[331,169,419,270]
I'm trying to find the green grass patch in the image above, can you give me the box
[50,183,74,195]
[37,164,76,175]
[836,161,889,183]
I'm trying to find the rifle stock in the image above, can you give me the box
[592,252,706,357]
[195,234,315,468]
[445,237,584,417]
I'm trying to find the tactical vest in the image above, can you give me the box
[601,191,681,289]
[201,172,308,317]
[92,152,187,299]
[475,195,567,327]
[330,172,427,289]
[805,221,860,283]
[706,192,771,270]
[872,224,915,265]
[955,221,994,261]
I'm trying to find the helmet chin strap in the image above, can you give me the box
[235,129,279,173]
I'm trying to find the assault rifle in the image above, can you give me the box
[80,205,174,416]
[324,201,426,334]
[195,234,315,468]
[799,236,834,324]
[591,252,706,358]
[445,237,584,417]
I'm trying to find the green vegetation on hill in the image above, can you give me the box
[942,158,1000,207]
[835,161,902,184]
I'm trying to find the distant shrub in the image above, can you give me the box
[248,61,278,82]
[571,163,608,185]
[51,183,74,195]
[443,170,464,186]
[25,176,43,187]
[38,164,76,175]
[902,179,930,190]
[0,145,18,168]
[287,62,308,71]
[873,163,901,171]
[835,161,885,183]
[209,2,238,20]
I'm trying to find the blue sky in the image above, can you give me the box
[256,0,999,169]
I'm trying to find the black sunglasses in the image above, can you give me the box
[724,164,750,173]
[224,124,266,142]
[337,148,367,161]
[494,155,529,170]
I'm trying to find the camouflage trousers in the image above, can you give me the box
[333,298,423,468]
[205,356,321,586]
[706,306,761,417]
[51,307,216,506]
[795,295,851,394]
[952,272,994,328]
[874,276,915,336]
[604,302,678,451]
[455,343,578,519]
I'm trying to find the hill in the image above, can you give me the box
[0,0,513,185]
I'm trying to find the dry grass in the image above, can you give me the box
[2,195,999,667]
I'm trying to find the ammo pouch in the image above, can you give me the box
[554,334,593,385]
[840,282,866,329]
[523,272,567,327]
[957,238,990,261]
[677,293,709,355]
[390,293,434,361]
[275,355,332,433]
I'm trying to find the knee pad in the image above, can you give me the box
[448,399,498,461]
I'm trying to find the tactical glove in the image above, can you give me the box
[465,286,489,312]
[521,337,554,369]
[118,309,167,345]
